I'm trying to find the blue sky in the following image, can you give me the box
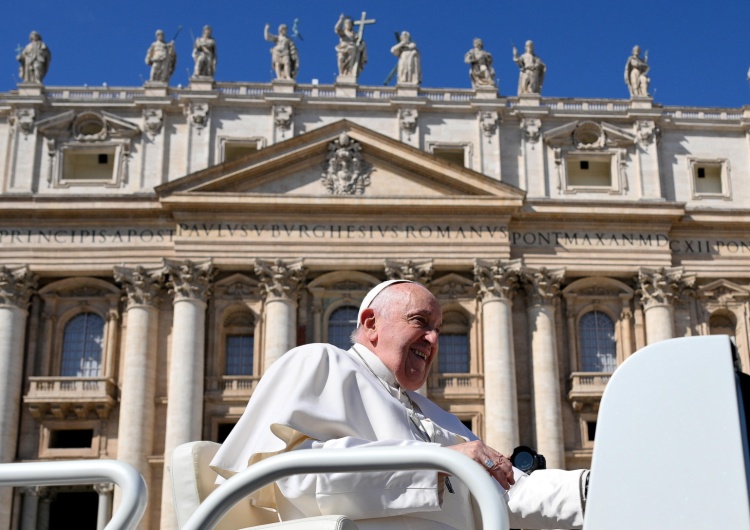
[3,0,750,108]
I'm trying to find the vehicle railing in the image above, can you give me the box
[183,445,509,530]
[0,459,147,530]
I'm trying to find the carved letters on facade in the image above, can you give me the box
[321,132,371,195]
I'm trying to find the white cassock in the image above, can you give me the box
[211,343,586,529]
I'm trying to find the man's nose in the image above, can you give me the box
[424,329,439,343]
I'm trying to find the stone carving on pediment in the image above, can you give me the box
[10,108,36,136]
[332,281,362,291]
[384,259,434,285]
[521,266,565,306]
[474,259,523,301]
[399,109,418,137]
[479,111,499,138]
[635,120,659,146]
[321,132,371,195]
[224,281,257,298]
[184,102,210,129]
[0,266,38,308]
[37,110,140,143]
[636,267,695,309]
[143,109,164,137]
[273,105,293,134]
[697,280,750,306]
[432,273,476,299]
[255,258,307,301]
[544,120,636,149]
[65,286,109,298]
[114,265,164,307]
[163,259,216,302]
[224,311,255,328]
[576,286,620,297]
[520,118,541,143]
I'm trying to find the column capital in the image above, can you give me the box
[637,266,695,309]
[255,258,307,301]
[474,259,522,301]
[114,265,164,308]
[521,266,565,306]
[0,265,38,309]
[384,259,433,285]
[163,259,216,303]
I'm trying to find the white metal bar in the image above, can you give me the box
[182,446,509,530]
[0,459,147,530]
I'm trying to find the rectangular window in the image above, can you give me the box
[224,143,258,163]
[432,146,466,167]
[438,334,470,373]
[566,158,612,188]
[225,334,254,375]
[49,429,94,449]
[62,149,116,181]
[688,158,731,199]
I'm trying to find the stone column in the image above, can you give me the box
[20,487,41,530]
[0,266,38,529]
[522,267,566,469]
[113,266,163,529]
[637,267,695,345]
[160,259,215,530]
[37,490,55,530]
[93,483,113,530]
[255,259,307,371]
[474,259,522,452]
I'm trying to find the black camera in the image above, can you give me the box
[510,445,546,474]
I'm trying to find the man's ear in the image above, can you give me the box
[360,308,378,339]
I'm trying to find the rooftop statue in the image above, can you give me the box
[624,45,650,97]
[335,13,374,79]
[17,31,51,84]
[264,23,299,80]
[192,25,216,78]
[464,38,496,88]
[145,29,177,83]
[513,40,545,95]
[390,31,421,85]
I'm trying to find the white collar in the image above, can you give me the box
[350,343,398,388]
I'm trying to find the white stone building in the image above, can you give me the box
[1,72,749,529]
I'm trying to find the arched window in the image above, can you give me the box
[60,312,104,377]
[328,305,358,350]
[223,311,255,376]
[579,311,617,372]
[438,311,470,373]
[709,312,736,338]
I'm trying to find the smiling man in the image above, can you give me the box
[211,280,587,529]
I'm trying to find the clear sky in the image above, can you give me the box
[4,0,750,108]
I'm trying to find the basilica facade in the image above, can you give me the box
[1,61,749,528]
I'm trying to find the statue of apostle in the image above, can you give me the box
[145,29,177,83]
[335,14,366,78]
[390,31,421,85]
[464,38,496,88]
[513,40,546,95]
[624,45,650,97]
[264,23,299,80]
[192,25,217,78]
[17,31,51,84]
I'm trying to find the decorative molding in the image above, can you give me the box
[474,259,523,301]
[479,111,499,138]
[10,108,36,136]
[183,102,210,129]
[273,105,293,134]
[113,265,164,307]
[255,258,307,301]
[163,259,216,302]
[0,265,38,309]
[384,259,434,285]
[636,267,695,309]
[399,108,418,136]
[143,109,164,137]
[521,267,565,306]
[520,118,541,143]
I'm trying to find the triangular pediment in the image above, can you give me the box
[156,120,524,213]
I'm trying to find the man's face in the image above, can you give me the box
[368,284,442,391]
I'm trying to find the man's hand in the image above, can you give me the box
[447,440,515,490]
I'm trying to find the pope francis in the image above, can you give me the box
[211,280,587,529]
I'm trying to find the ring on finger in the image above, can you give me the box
[484,458,494,469]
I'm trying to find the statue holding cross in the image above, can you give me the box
[334,12,375,80]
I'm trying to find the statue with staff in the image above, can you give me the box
[145,28,179,83]
[335,12,375,80]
